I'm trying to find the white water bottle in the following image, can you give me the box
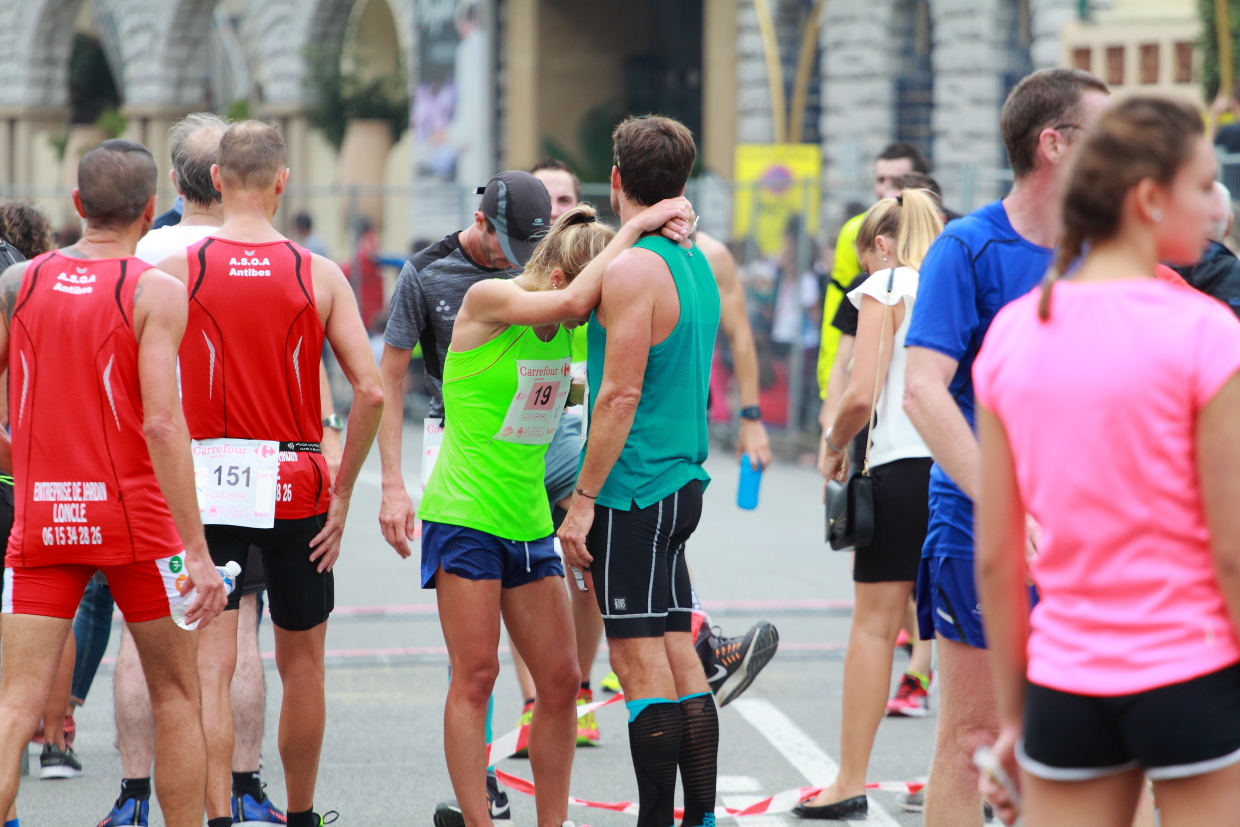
[171,560,241,630]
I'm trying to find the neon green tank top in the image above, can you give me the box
[419,323,572,540]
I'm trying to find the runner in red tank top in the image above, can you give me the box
[156,121,383,827]
[0,140,225,827]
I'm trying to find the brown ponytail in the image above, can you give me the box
[1041,96,1203,320]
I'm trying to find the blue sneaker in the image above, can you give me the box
[232,790,287,825]
[96,797,149,827]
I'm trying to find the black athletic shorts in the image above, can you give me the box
[0,480,12,602]
[238,545,266,597]
[206,515,332,631]
[1019,663,1240,781]
[853,457,932,583]
[586,480,702,639]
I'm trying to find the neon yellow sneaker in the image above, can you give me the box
[514,700,534,758]
[600,671,622,693]
[576,688,600,746]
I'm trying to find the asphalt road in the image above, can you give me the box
[14,424,937,826]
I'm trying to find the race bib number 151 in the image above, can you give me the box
[192,438,280,528]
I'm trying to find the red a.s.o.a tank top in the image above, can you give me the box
[181,238,329,519]
[8,252,183,566]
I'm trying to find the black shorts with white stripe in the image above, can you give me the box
[586,480,702,639]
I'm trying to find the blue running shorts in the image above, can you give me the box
[916,555,987,648]
[421,522,564,589]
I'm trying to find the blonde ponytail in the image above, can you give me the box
[855,188,944,269]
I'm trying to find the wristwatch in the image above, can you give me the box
[739,405,762,422]
[322,414,344,432]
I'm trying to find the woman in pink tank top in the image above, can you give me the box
[975,97,1240,825]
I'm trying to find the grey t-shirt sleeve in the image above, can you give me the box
[384,260,426,351]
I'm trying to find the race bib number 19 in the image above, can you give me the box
[496,358,572,445]
[192,438,280,528]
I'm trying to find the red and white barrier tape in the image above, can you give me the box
[487,693,925,816]
[486,692,625,765]
[496,771,925,818]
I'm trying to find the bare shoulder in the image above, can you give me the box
[603,246,671,298]
[154,249,190,284]
[135,267,189,307]
[309,251,349,293]
[0,261,30,321]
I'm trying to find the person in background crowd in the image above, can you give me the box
[976,95,1240,827]
[293,212,330,259]
[816,143,930,416]
[531,158,581,222]
[0,203,54,261]
[796,188,943,821]
[902,68,1110,825]
[1169,181,1240,319]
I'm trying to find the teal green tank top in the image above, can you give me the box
[585,236,721,510]
[419,323,572,540]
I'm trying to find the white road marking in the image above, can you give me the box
[732,697,901,826]
[718,775,763,793]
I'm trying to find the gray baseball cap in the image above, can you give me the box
[476,171,552,266]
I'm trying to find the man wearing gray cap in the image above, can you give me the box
[377,172,551,825]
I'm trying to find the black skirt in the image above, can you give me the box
[853,457,932,583]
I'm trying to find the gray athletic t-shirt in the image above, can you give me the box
[384,233,515,417]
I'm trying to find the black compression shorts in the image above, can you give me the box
[206,515,332,631]
[586,480,702,639]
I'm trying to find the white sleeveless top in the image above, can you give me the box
[848,266,931,468]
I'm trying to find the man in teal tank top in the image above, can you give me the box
[558,116,722,827]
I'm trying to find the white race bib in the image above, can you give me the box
[191,438,280,528]
[421,417,445,490]
[495,358,572,445]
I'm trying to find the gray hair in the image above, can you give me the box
[168,113,230,207]
[1214,181,1233,243]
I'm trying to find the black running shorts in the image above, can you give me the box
[238,545,266,597]
[206,515,333,631]
[1019,663,1240,781]
[586,480,702,639]
[853,457,932,583]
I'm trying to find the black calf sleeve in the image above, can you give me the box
[627,700,682,827]
[678,693,719,827]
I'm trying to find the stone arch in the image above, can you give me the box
[107,0,218,109]
[0,0,92,110]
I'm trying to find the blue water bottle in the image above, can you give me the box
[737,455,763,510]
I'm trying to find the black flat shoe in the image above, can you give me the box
[791,794,868,820]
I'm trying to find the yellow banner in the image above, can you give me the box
[732,144,822,256]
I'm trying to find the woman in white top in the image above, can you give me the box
[795,188,943,821]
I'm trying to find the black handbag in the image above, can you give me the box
[826,269,894,551]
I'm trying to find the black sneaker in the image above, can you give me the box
[432,776,512,827]
[39,742,82,779]
[696,621,779,707]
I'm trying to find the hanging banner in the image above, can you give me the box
[732,144,822,256]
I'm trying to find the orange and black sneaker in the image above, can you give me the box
[695,620,779,707]
[576,688,600,746]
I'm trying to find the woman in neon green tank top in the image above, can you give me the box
[417,199,693,827]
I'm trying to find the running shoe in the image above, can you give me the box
[696,621,779,707]
[311,813,338,826]
[885,672,932,717]
[96,796,149,826]
[896,790,923,812]
[432,776,512,827]
[513,700,534,758]
[39,742,82,779]
[600,671,621,693]
[894,628,912,655]
[576,688,600,746]
[232,786,287,824]
[30,714,75,748]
